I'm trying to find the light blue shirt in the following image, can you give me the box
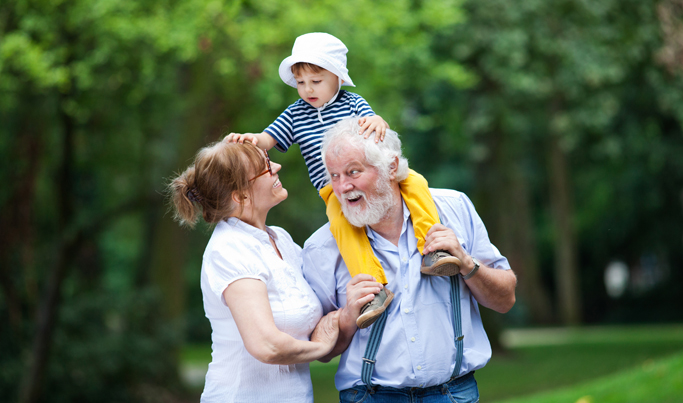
[302,189,511,391]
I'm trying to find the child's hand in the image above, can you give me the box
[358,116,390,143]
[224,133,260,146]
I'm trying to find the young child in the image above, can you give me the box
[226,32,462,329]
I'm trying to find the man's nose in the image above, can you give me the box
[339,176,354,193]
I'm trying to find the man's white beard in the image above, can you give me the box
[340,178,395,228]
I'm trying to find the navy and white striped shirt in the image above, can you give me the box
[264,91,375,191]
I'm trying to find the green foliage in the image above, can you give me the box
[0,289,181,402]
[1,0,476,400]
[3,0,683,400]
[47,290,182,403]
[424,0,683,323]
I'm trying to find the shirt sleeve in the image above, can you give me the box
[264,105,295,152]
[351,93,376,118]
[458,193,511,271]
[302,225,344,314]
[203,240,271,306]
[434,189,511,272]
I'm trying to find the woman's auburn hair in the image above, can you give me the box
[169,140,266,228]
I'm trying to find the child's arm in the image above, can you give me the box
[358,115,390,142]
[223,132,279,150]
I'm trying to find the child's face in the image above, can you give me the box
[294,68,340,108]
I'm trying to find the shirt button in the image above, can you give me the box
[411,337,416,342]
[404,308,410,314]
[417,365,422,370]
[404,285,408,289]
[402,257,407,263]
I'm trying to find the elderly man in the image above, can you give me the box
[302,117,517,402]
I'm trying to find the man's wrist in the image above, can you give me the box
[461,257,480,280]
[339,308,358,333]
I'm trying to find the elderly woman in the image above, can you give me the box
[169,140,340,403]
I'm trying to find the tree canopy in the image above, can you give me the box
[1,0,682,401]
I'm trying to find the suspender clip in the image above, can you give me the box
[456,335,464,341]
[362,357,376,364]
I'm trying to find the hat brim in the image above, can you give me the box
[279,53,355,88]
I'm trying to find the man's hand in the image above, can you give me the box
[358,115,390,142]
[319,274,382,362]
[423,223,467,261]
[340,274,382,329]
[424,223,517,313]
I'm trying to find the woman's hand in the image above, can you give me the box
[318,274,382,362]
[225,278,342,364]
[310,310,340,354]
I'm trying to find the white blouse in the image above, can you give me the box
[200,218,323,403]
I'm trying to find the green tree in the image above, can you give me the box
[1,0,472,400]
[420,0,683,325]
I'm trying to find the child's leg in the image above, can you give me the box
[319,185,388,284]
[399,169,440,255]
[401,170,463,276]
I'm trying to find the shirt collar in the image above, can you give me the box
[315,83,342,124]
[225,217,278,244]
[365,198,411,245]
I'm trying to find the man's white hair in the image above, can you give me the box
[320,117,409,185]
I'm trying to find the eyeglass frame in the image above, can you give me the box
[248,149,272,181]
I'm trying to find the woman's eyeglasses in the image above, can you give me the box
[249,149,272,181]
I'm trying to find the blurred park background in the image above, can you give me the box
[2,0,683,402]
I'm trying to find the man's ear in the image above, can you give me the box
[388,156,399,181]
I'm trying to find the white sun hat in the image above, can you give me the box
[279,33,355,88]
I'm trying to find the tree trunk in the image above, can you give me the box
[498,160,554,324]
[0,104,43,336]
[19,94,77,403]
[548,133,582,325]
[477,124,553,325]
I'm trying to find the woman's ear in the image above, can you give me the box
[231,191,249,206]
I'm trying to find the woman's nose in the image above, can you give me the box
[271,162,282,174]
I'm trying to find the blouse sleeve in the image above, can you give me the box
[202,239,271,306]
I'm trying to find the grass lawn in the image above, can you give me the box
[478,325,683,402]
[495,351,683,403]
[310,357,341,403]
[181,324,683,402]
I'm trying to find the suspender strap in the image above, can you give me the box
[360,310,388,388]
[359,277,464,387]
[450,275,464,378]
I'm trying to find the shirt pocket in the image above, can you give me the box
[416,276,452,306]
